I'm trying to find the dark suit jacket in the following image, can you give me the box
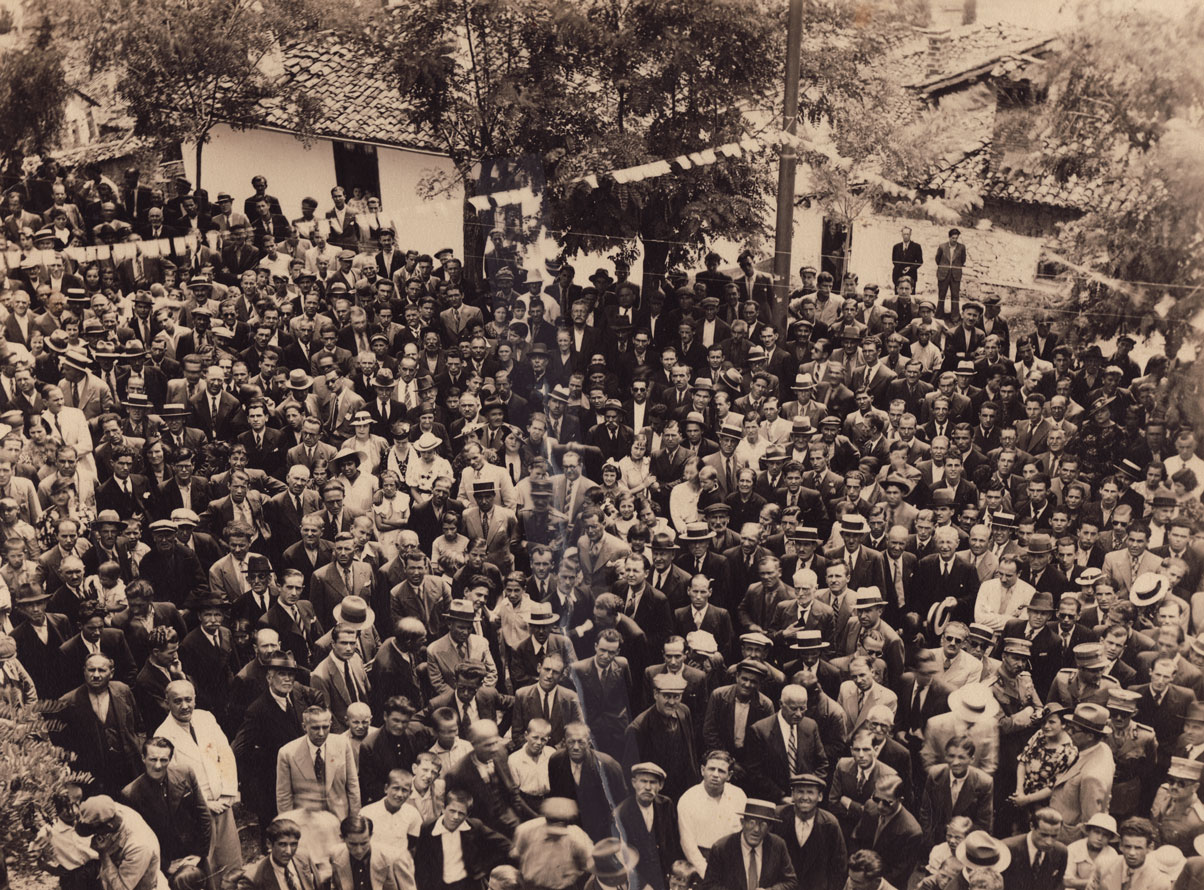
[510,682,582,748]
[850,805,923,890]
[673,604,737,662]
[547,748,626,842]
[1000,832,1068,890]
[11,613,71,696]
[178,625,236,720]
[773,805,847,890]
[54,682,145,795]
[894,675,952,734]
[412,816,511,890]
[1134,682,1195,754]
[120,765,213,863]
[60,629,137,690]
[356,722,434,805]
[231,687,316,813]
[744,713,830,800]
[891,240,924,284]
[703,684,775,760]
[700,831,797,890]
[614,795,682,890]
[918,765,994,844]
[911,554,980,621]
[444,750,537,838]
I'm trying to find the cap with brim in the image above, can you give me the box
[792,373,815,390]
[1066,702,1112,735]
[263,653,303,674]
[686,630,718,655]
[1076,568,1103,587]
[651,672,688,693]
[740,632,773,648]
[1027,591,1055,613]
[373,369,395,388]
[956,360,976,374]
[349,411,373,427]
[789,773,825,789]
[967,623,996,644]
[718,416,745,438]
[720,368,745,392]
[332,595,375,630]
[0,637,16,658]
[759,446,789,467]
[956,832,1012,874]
[791,416,814,434]
[990,511,1017,529]
[77,795,118,829]
[531,478,554,497]
[1106,688,1140,713]
[14,586,50,604]
[735,658,769,677]
[1191,644,1204,667]
[819,415,841,427]
[1002,637,1032,657]
[793,525,820,542]
[630,761,668,780]
[526,602,559,625]
[1114,458,1143,479]
[472,481,497,496]
[883,474,914,495]
[60,348,93,372]
[854,586,887,609]
[650,532,679,551]
[185,594,229,612]
[740,800,781,822]
[930,489,955,508]
[1073,642,1106,670]
[170,509,200,526]
[701,502,731,516]
[679,521,714,542]
[1129,572,1166,607]
[89,510,123,529]
[1152,488,1178,508]
[548,385,571,403]
[149,519,177,534]
[746,346,767,362]
[948,683,1002,724]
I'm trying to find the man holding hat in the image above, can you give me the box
[700,798,797,890]
[1050,703,1117,841]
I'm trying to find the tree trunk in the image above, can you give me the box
[640,238,671,305]
[194,139,204,192]
[463,157,493,298]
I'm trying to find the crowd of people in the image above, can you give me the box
[1,165,1203,890]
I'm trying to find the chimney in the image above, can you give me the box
[924,28,952,78]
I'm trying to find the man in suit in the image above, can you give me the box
[894,656,952,759]
[120,736,212,872]
[1093,817,1170,890]
[744,683,830,801]
[673,574,737,660]
[849,773,922,890]
[412,787,512,890]
[511,651,582,749]
[309,623,371,734]
[275,704,360,820]
[10,583,71,697]
[237,818,323,890]
[1001,807,1069,890]
[54,652,146,795]
[613,762,682,890]
[444,719,536,839]
[827,728,900,840]
[257,570,322,670]
[329,815,416,890]
[824,513,888,593]
[1102,524,1163,598]
[934,228,967,319]
[309,532,376,630]
[918,734,994,845]
[700,799,798,890]
[911,525,981,627]
[837,656,899,740]
[703,660,776,768]
[177,596,236,726]
[60,601,138,690]
[189,365,246,441]
[773,773,848,890]
[547,721,625,842]
[1049,703,1118,842]
[1135,656,1196,768]
[891,226,923,290]
[567,629,634,760]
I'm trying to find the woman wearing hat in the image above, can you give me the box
[340,410,388,476]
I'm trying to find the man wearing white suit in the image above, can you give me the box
[154,680,243,878]
[1101,524,1163,597]
[837,655,898,741]
[276,705,361,821]
[42,385,97,477]
[920,683,1000,776]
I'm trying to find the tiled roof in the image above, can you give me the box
[258,38,441,152]
[890,22,1056,93]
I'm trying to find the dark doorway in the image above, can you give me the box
[332,141,381,199]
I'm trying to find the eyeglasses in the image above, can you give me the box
[942,635,966,645]
[1167,777,1196,787]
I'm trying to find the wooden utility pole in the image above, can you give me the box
[771,0,804,332]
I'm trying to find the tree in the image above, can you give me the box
[0,16,69,182]
[0,700,84,882]
[389,0,919,295]
[60,0,338,189]
[1027,1,1204,428]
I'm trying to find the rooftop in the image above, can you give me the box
[891,21,1058,95]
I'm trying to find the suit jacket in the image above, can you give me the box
[412,816,511,890]
[850,804,923,890]
[275,730,360,820]
[11,613,71,697]
[511,682,582,748]
[911,553,980,621]
[673,604,737,660]
[894,675,952,734]
[55,681,146,795]
[60,628,137,690]
[444,749,537,837]
[547,747,626,841]
[309,652,371,733]
[120,765,213,864]
[230,686,317,812]
[744,713,830,800]
[918,764,993,843]
[462,505,519,575]
[1094,857,1172,890]
[703,684,775,759]
[700,831,797,890]
[238,850,322,890]
[1048,739,1114,838]
[1101,548,1164,596]
[258,600,323,669]
[828,757,898,830]
[177,625,236,720]
[613,795,682,890]
[935,241,967,281]
[1000,832,1068,890]
[921,712,999,776]
[575,532,631,596]
[568,656,634,758]
[891,240,924,284]
[823,545,888,594]
[308,560,376,630]
[837,680,899,739]
[328,845,415,890]
[772,805,846,890]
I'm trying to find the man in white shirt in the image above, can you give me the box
[508,717,553,808]
[974,556,1034,631]
[1063,813,1120,890]
[676,750,747,875]
[360,768,423,850]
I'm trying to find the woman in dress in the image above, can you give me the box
[1012,704,1077,814]
[142,437,170,488]
[618,432,655,498]
[372,470,411,560]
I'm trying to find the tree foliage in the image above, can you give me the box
[0,17,69,180]
[0,700,84,874]
[1034,3,1204,323]
[388,0,922,289]
[59,0,341,188]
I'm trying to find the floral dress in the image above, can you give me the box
[1017,733,1078,794]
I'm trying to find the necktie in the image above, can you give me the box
[343,659,358,702]
[188,723,198,744]
[788,723,799,771]
[543,690,553,719]
[746,846,758,890]
[1033,851,1043,871]
[314,747,325,784]
[283,867,299,890]
[71,381,80,406]
[1121,867,1131,890]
